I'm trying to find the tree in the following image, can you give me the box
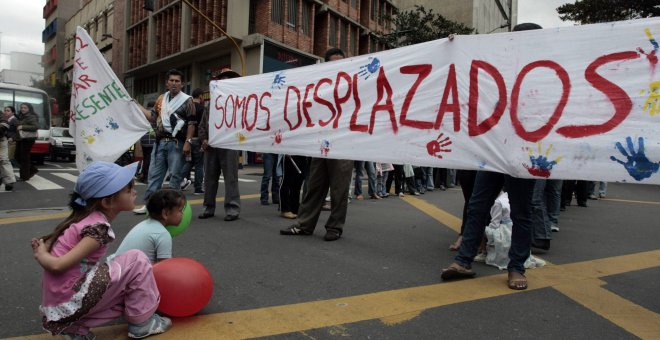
[557,0,660,24]
[380,6,474,47]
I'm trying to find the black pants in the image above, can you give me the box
[280,155,309,214]
[562,180,588,206]
[385,164,404,194]
[457,170,477,235]
[15,139,36,180]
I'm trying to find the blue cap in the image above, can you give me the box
[75,161,138,203]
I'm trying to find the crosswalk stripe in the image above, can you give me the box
[52,172,79,183]
[22,175,63,190]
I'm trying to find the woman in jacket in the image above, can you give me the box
[15,102,39,181]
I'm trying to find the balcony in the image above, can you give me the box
[43,0,58,19]
[42,19,57,43]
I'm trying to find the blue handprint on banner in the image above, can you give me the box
[358,57,380,80]
[523,143,562,178]
[610,136,659,181]
[271,72,286,90]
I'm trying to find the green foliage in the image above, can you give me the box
[380,5,474,47]
[557,0,660,24]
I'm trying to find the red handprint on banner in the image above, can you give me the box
[426,133,452,159]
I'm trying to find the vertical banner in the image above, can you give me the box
[69,27,151,171]
[209,18,660,184]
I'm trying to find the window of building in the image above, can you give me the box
[272,0,284,24]
[287,0,298,28]
[249,0,257,33]
[370,0,377,20]
[351,0,357,8]
[329,16,337,47]
[301,1,312,35]
[340,21,347,52]
[351,27,358,56]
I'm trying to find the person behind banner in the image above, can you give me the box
[133,69,196,215]
[115,189,185,263]
[137,101,157,183]
[440,23,543,291]
[31,161,171,339]
[198,68,242,221]
[179,88,204,195]
[279,48,354,242]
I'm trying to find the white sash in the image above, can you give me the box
[161,91,191,136]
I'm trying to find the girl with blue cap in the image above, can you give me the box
[31,161,171,339]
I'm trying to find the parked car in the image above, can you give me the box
[49,127,75,161]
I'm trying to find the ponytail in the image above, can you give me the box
[41,192,102,252]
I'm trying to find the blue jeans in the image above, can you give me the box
[545,180,562,227]
[354,161,377,196]
[179,139,204,192]
[531,180,551,240]
[454,171,535,274]
[144,139,184,200]
[424,167,434,190]
[260,153,281,203]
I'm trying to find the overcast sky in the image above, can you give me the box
[0,0,574,68]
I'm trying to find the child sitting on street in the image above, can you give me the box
[116,189,186,263]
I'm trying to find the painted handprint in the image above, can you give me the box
[610,136,659,181]
[523,143,562,178]
[426,133,452,159]
[271,72,286,90]
[642,81,660,116]
[106,117,119,130]
[358,57,380,80]
[320,140,331,156]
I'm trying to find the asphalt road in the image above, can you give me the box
[1,162,659,339]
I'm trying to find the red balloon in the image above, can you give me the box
[152,258,214,317]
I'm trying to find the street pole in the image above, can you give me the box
[180,0,246,76]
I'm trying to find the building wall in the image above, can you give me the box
[9,52,43,74]
[393,0,516,34]
[0,69,44,86]
[43,0,80,85]
[63,0,116,82]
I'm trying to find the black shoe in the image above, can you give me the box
[261,201,270,205]
[323,229,341,241]
[198,208,215,219]
[4,183,13,191]
[531,239,551,251]
[280,225,312,235]
[577,201,588,207]
[560,205,566,212]
[224,215,239,221]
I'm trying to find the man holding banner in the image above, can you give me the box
[279,48,354,242]
[133,69,196,214]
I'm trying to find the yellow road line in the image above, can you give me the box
[0,194,261,226]
[400,196,462,233]
[10,250,659,340]
[599,198,660,205]
[555,278,660,339]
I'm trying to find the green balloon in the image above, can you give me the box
[165,201,192,237]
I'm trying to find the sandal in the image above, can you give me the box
[507,272,528,290]
[441,263,476,281]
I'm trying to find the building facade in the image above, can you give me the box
[120,0,397,103]
[394,0,518,34]
[0,52,43,86]
[43,0,79,86]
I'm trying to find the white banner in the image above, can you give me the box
[69,27,151,171]
[210,18,660,184]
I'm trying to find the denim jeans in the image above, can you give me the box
[354,161,377,196]
[589,181,607,196]
[179,139,204,192]
[545,180,562,227]
[144,139,184,200]
[260,153,281,203]
[376,171,389,196]
[531,179,551,240]
[424,167,434,190]
[454,171,535,274]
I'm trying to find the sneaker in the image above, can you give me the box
[398,192,405,197]
[321,202,331,211]
[474,252,486,263]
[588,194,598,200]
[128,314,172,339]
[62,332,96,340]
[180,178,192,191]
[551,225,560,232]
[133,205,147,214]
[599,193,606,198]
[280,225,312,235]
[324,229,341,241]
[193,190,205,195]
